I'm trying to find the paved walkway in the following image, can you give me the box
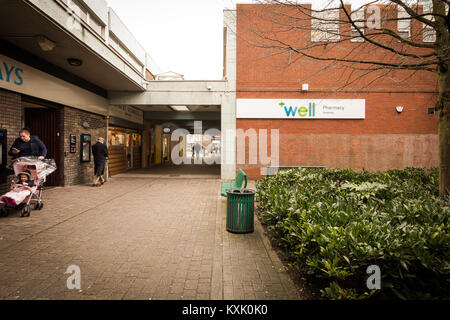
[0,172,300,300]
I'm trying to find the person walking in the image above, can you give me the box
[92,137,108,187]
[194,143,201,159]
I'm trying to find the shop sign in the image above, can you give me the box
[0,61,23,86]
[0,54,109,115]
[109,106,143,124]
[237,99,365,119]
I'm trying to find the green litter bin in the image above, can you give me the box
[226,188,256,233]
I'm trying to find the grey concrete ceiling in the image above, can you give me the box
[0,0,142,91]
[134,105,221,112]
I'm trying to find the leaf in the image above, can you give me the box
[343,255,351,264]
[400,260,409,271]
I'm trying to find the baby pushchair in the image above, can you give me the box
[0,157,57,217]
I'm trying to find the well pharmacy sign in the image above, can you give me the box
[236,99,365,119]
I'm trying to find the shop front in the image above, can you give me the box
[0,53,111,190]
[108,126,142,176]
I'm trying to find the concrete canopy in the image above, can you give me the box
[0,0,145,92]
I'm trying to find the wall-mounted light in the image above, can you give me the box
[36,35,56,52]
[82,121,90,129]
[68,58,83,67]
[302,83,309,91]
[395,106,404,113]
[206,86,212,91]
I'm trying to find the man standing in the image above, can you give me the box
[9,128,47,160]
[92,137,108,187]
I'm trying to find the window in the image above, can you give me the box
[109,131,126,146]
[326,28,339,41]
[422,1,436,43]
[423,26,436,42]
[311,9,340,42]
[397,6,411,40]
[350,9,365,42]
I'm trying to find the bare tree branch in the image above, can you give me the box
[390,0,437,27]
[339,0,436,56]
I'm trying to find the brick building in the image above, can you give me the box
[0,0,158,192]
[0,1,440,186]
[233,3,439,178]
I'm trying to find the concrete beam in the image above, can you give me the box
[109,91,224,105]
[109,80,228,105]
[144,112,220,121]
[147,80,227,92]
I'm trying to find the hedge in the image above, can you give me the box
[256,168,449,299]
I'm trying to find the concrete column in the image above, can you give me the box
[221,10,237,181]
[142,127,147,168]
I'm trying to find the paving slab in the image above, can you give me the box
[0,172,300,300]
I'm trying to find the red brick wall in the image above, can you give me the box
[0,88,22,194]
[236,4,436,93]
[63,107,107,186]
[235,4,439,178]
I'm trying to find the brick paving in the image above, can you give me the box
[0,172,300,300]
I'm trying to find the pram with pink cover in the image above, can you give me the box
[0,157,56,217]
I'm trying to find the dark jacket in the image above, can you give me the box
[92,142,108,175]
[17,179,35,188]
[8,136,47,159]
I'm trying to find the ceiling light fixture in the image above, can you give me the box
[36,35,56,52]
[67,58,83,67]
[171,105,189,111]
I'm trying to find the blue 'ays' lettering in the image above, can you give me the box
[0,62,24,86]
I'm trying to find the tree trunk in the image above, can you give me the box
[437,69,450,196]
[435,0,450,197]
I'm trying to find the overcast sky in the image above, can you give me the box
[106,0,244,80]
[105,0,421,80]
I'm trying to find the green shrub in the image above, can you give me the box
[256,168,449,300]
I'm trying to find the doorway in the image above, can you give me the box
[24,106,62,186]
[162,133,171,164]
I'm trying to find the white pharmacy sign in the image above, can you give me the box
[237,99,365,119]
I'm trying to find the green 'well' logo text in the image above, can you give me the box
[279,101,316,117]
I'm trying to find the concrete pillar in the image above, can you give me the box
[221,10,237,181]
